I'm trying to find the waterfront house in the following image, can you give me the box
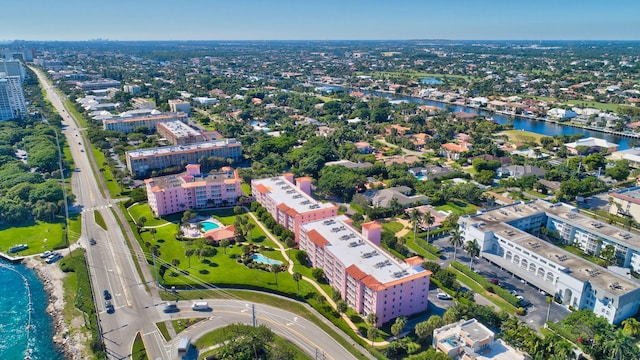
[564,137,618,155]
[440,141,472,160]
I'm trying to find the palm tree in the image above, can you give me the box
[465,239,480,270]
[409,208,421,244]
[622,317,640,338]
[271,263,280,287]
[293,272,302,292]
[366,312,378,328]
[449,229,464,262]
[220,239,229,254]
[246,222,255,242]
[149,228,157,241]
[424,212,435,242]
[184,248,195,268]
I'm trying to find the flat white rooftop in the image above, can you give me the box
[253,176,334,215]
[302,215,423,284]
[126,139,239,159]
[158,120,201,138]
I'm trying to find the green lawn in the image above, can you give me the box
[172,318,205,334]
[132,332,149,360]
[127,203,172,227]
[195,324,312,360]
[0,219,65,255]
[241,183,251,196]
[435,201,479,215]
[497,130,548,144]
[450,268,516,314]
[381,221,403,234]
[92,148,121,197]
[94,210,107,230]
[156,322,171,341]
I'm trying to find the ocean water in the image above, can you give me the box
[0,259,64,360]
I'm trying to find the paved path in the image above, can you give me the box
[245,210,389,348]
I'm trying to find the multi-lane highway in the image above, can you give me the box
[31,67,362,360]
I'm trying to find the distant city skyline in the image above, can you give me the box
[2,0,640,41]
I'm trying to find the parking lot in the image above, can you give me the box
[431,235,571,329]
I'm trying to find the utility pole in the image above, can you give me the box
[252,304,256,327]
[153,252,159,286]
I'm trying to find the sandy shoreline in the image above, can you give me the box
[23,257,87,360]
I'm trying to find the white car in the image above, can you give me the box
[437,292,452,300]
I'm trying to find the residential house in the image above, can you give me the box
[564,137,618,155]
[366,186,429,208]
[354,141,375,154]
[433,319,526,360]
[497,165,546,179]
[440,142,472,160]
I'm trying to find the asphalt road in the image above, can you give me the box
[31,68,361,360]
[431,235,571,329]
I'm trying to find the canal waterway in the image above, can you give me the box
[326,85,634,150]
[0,259,64,360]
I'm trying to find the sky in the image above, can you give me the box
[1,0,639,41]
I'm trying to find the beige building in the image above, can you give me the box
[609,186,640,224]
[433,319,526,360]
[169,99,191,113]
[156,120,205,145]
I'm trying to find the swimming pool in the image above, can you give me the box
[252,254,282,266]
[200,221,220,232]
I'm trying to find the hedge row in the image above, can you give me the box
[450,261,520,307]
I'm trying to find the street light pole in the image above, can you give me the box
[53,127,72,257]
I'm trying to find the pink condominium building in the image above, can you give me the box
[251,174,338,240]
[299,215,431,327]
[145,164,242,216]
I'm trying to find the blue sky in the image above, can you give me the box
[2,0,639,41]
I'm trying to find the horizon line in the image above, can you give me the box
[5,38,640,43]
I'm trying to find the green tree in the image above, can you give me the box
[270,263,280,287]
[336,300,347,315]
[292,272,302,292]
[391,316,407,340]
[449,229,464,262]
[184,248,195,268]
[367,327,380,346]
[220,239,229,254]
[366,312,378,328]
[149,228,157,241]
[465,239,481,270]
[409,208,421,244]
[424,212,435,242]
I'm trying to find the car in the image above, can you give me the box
[163,303,179,313]
[105,300,114,313]
[515,295,524,301]
[78,142,81,145]
[89,238,96,245]
[40,251,52,259]
[80,149,84,152]
[539,290,548,296]
[488,278,500,285]
[510,290,518,296]
[436,292,452,300]
[103,290,111,300]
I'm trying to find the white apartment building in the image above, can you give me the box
[459,199,640,324]
[0,73,27,120]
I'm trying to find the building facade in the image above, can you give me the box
[145,164,242,216]
[458,199,640,324]
[0,74,26,120]
[75,79,121,91]
[609,186,640,224]
[126,139,242,178]
[433,319,526,360]
[299,215,431,326]
[156,120,206,145]
[103,112,187,133]
[251,174,338,240]
[168,99,191,113]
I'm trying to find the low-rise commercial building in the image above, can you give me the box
[299,215,430,326]
[157,120,206,145]
[75,79,121,91]
[433,319,526,360]
[145,164,242,216]
[252,174,337,240]
[126,139,242,178]
[168,99,191,113]
[103,112,188,133]
[458,199,640,324]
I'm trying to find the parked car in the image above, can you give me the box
[488,278,500,286]
[103,290,111,300]
[40,251,52,259]
[437,292,452,300]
